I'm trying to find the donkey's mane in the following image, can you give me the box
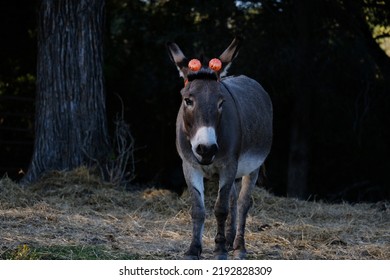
[187,68,218,82]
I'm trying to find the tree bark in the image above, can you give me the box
[23,0,110,184]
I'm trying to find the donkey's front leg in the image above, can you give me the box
[183,164,205,260]
[213,171,236,260]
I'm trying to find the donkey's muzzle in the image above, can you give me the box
[195,143,218,165]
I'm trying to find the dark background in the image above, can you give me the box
[1,0,389,202]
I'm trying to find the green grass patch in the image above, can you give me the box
[1,244,139,260]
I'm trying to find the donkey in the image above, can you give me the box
[167,38,273,259]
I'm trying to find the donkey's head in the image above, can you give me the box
[167,38,240,165]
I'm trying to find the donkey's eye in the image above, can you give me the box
[184,98,193,107]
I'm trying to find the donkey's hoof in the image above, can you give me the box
[183,250,201,260]
[184,245,202,260]
[183,254,200,260]
[233,250,247,260]
[214,253,228,260]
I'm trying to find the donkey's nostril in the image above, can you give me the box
[190,127,218,164]
[196,143,218,158]
[196,144,205,156]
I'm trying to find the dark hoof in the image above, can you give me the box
[214,254,228,260]
[183,254,200,260]
[213,246,228,260]
[233,250,247,260]
[184,244,202,260]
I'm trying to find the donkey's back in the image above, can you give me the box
[221,75,272,177]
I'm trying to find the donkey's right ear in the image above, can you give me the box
[218,37,241,77]
[167,42,189,79]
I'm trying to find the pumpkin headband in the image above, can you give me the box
[188,58,222,72]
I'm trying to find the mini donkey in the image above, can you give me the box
[167,38,273,259]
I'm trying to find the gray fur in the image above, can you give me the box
[168,39,273,260]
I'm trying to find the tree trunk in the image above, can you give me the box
[23,0,110,184]
[286,0,312,199]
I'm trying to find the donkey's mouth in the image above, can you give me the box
[192,150,216,165]
[197,156,215,165]
[192,143,218,165]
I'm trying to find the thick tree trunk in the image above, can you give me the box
[23,0,110,184]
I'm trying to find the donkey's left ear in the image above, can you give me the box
[167,42,189,79]
[218,37,241,77]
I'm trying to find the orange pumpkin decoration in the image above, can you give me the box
[188,59,202,71]
[209,58,222,71]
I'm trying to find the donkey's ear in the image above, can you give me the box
[167,42,189,79]
[218,37,241,77]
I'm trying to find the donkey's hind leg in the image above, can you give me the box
[233,167,259,259]
[225,180,238,251]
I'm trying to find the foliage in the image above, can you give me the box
[0,0,37,179]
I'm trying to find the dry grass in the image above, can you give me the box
[0,167,389,260]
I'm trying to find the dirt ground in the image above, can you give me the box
[0,168,389,260]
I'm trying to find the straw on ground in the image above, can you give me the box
[0,168,389,259]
